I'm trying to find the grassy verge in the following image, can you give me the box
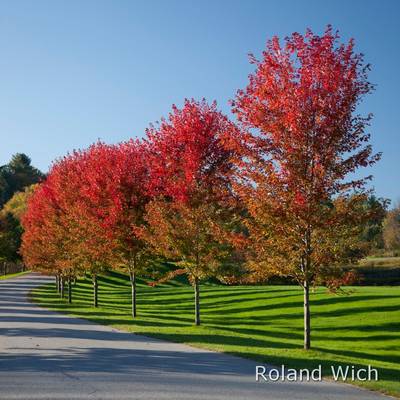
[0,270,30,280]
[32,272,400,397]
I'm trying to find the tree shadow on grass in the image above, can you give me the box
[215,325,303,342]
[315,322,400,333]
[201,293,303,311]
[313,304,400,318]
[200,288,287,301]
[315,347,400,365]
[31,281,400,389]
[310,294,400,306]
[133,331,300,350]
[139,312,194,324]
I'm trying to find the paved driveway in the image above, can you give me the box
[0,274,389,399]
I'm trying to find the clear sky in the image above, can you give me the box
[0,0,399,202]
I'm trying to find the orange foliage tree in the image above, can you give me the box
[21,161,83,302]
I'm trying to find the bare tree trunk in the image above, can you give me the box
[93,273,98,307]
[68,276,72,304]
[194,277,200,326]
[55,275,59,292]
[60,276,64,299]
[304,280,310,350]
[129,270,137,318]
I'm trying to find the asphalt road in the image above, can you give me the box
[0,273,390,400]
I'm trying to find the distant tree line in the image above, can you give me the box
[383,204,400,255]
[0,154,44,262]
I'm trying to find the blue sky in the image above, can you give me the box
[0,0,399,202]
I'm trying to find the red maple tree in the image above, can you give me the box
[143,99,239,325]
[77,140,151,317]
[21,157,84,302]
[228,26,380,349]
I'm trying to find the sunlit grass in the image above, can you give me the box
[0,270,30,280]
[32,271,400,397]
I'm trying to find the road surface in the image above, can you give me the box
[0,273,389,400]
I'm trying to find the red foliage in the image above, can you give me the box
[226,26,380,276]
[145,99,237,204]
[21,154,85,275]
[22,140,150,274]
[142,99,240,281]
[227,25,381,350]
[230,26,379,210]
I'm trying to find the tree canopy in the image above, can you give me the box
[0,153,44,207]
[227,26,380,349]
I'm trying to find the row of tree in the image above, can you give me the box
[21,27,382,350]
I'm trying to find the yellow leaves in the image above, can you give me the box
[142,195,237,281]
[1,184,38,221]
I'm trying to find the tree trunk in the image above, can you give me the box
[93,273,98,307]
[129,271,137,318]
[60,276,64,299]
[304,280,311,350]
[55,275,59,292]
[57,275,61,293]
[68,276,72,304]
[194,277,200,326]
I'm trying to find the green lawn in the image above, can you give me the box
[32,272,400,397]
[0,270,30,280]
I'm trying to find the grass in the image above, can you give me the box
[0,270,30,280]
[358,256,400,268]
[32,272,400,397]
